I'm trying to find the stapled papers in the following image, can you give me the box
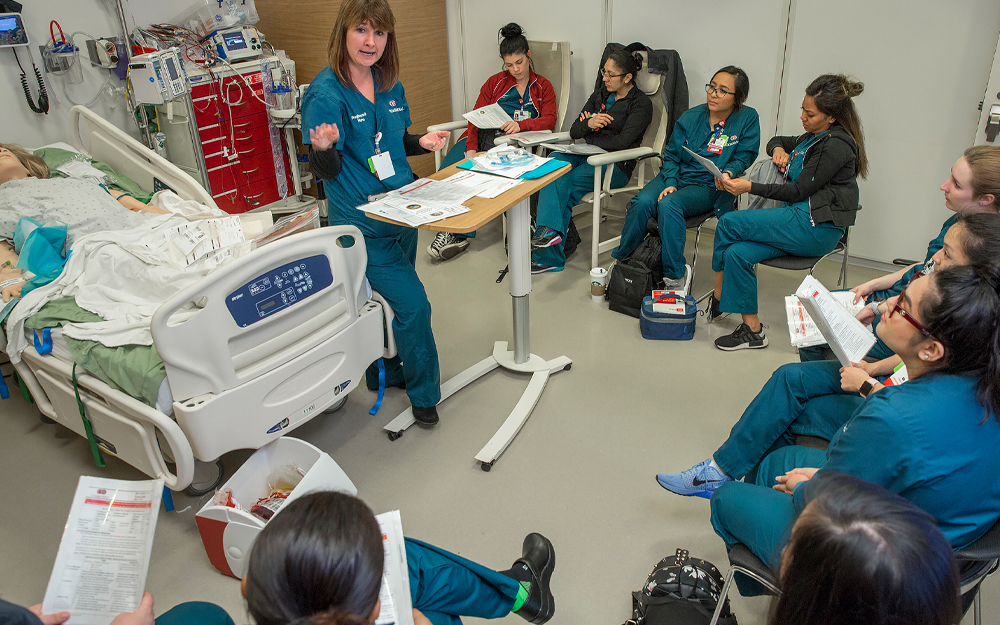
[42,476,163,625]
[794,275,876,366]
[462,103,513,129]
[374,511,415,625]
[786,290,867,348]
[682,146,725,179]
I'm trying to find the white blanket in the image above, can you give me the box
[5,193,237,364]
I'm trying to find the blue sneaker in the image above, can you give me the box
[656,459,732,499]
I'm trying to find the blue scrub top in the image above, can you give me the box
[496,84,539,121]
[301,66,415,238]
[660,103,761,190]
[806,372,1000,549]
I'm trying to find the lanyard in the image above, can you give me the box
[710,119,725,144]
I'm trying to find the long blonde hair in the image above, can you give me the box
[0,143,48,179]
[327,0,399,92]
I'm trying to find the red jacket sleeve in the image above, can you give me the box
[519,75,557,132]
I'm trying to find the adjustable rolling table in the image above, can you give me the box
[372,159,571,471]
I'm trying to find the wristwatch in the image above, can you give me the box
[859,378,878,397]
[870,300,882,316]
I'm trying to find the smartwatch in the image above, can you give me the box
[859,378,878,397]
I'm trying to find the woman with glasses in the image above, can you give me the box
[530,50,652,273]
[655,211,1000,498]
[710,74,867,351]
[707,265,1000,584]
[610,67,759,293]
[427,23,557,261]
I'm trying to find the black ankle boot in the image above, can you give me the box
[412,405,439,426]
[501,533,555,624]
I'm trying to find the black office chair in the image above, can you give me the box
[709,517,1000,625]
[758,225,853,288]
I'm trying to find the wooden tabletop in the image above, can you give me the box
[369,159,571,234]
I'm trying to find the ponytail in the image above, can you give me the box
[963,145,1000,210]
[607,49,643,85]
[805,74,868,179]
[954,212,1000,275]
[920,266,1000,422]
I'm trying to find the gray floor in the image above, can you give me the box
[1,208,995,624]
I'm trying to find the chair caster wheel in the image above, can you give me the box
[185,459,225,497]
[39,414,56,425]
[323,396,348,414]
[563,363,572,371]
[387,431,401,441]
[481,461,494,472]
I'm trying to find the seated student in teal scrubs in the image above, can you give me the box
[302,0,451,426]
[711,74,867,351]
[530,50,652,273]
[610,67,760,294]
[770,472,961,625]
[1,595,232,625]
[242,491,557,625]
[428,23,557,261]
[655,211,1000,495]
[706,266,1000,586]
[800,145,1000,362]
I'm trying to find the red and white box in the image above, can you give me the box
[195,437,356,578]
[651,291,686,314]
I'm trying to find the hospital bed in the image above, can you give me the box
[0,105,394,492]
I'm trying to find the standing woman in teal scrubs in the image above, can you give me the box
[707,266,1000,591]
[711,74,867,351]
[302,0,451,425]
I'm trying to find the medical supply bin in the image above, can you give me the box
[195,437,356,578]
[173,0,259,39]
[640,295,697,340]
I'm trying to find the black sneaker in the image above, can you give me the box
[715,323,768,351]
[501,533,556,624]
[412,405,439,426]
[530,227,563,250]
[705,293,727,323]
[427,232,470,260]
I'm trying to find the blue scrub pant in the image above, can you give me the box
[156,602,234,625]
[712,205,844,315]
[710,445,828,594]
[611,178,733,280]
[533,153,628,269]
[406,537,519,625]
[364,228,442,408]
[439,138,476,239]
[713,361,863,483]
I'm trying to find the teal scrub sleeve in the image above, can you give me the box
[722,108,761,178]
[821,397,915,491]
[658,113,688,189]
[301,85,347,151]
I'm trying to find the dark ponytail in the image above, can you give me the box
[606,49,643,85]
[498,23,529,58]
[920,265,1000,421]
[244,491,384,625]
[955,212,1000,275]
[805,74,868,179]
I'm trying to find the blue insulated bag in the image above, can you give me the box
[640,295,697,340]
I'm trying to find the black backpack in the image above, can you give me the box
[606,231,662,318]
[623,549,738,625]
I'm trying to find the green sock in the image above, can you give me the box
[512,581,531,612]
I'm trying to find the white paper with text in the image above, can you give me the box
[462,103,513,129]
[42,477,163,625]
[374,510,414,625]
[795,275,876,367]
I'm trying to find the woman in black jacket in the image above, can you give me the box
[531,49,653,272]
[709,74,867,351]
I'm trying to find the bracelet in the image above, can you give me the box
[0,277,25,290]
[871,300,880,316]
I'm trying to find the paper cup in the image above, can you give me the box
[590,267,608,302]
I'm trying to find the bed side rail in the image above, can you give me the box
[152,227,369,402]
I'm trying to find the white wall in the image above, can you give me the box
[1,0,181,149]
[779,0,1000,263]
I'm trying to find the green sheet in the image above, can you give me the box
[24,297,166,407]
[32,148,154,203]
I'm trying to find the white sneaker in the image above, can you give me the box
[427,232,470,260]
[661,264,692,296]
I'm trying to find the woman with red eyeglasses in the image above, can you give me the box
[655,211,1000,498]
[704,265,1000,588]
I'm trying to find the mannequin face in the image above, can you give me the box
[0,147,29,185]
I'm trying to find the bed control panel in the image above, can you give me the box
[226,255,333,327]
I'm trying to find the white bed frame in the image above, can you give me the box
[1,106,392,491]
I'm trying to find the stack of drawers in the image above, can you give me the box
[191,70,294,214]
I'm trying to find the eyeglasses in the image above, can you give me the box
[888,284,937,341]
[601,69,627,79]
[705,84,734,97]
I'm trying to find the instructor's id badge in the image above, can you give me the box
[707,134,728,154]
[368,152,395,180]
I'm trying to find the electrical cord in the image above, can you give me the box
[12,48,49,114]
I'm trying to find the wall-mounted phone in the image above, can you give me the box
[986,104,1000,143]
[1,10,49,114]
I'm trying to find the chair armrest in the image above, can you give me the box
[427,120,468,133]
[892,258,920,266]
[538,131,573,144]
[587,146,655,166]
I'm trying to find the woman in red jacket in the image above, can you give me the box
[428,23,557,260]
